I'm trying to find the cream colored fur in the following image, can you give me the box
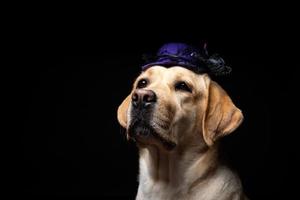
[118,66,247,200]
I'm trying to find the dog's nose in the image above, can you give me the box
[132,89,157,108]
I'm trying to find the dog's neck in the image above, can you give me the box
[138,141,219,190]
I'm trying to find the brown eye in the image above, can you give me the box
[137,79,148,89]
[175,81,192,93]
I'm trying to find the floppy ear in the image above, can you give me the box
[202,80,244,146]
[117,94,131,128]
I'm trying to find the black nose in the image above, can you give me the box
[132,89,157,108]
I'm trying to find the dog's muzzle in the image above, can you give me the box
[128,89,176,150]
[128,89,156,138]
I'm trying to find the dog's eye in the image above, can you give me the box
[175,81,192,93]
[137,79,148,89]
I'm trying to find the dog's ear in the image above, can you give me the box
[202,79,243,146]
[117,94,131,128]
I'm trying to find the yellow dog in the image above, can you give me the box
[117,65,248,200]
[117,41,249,199]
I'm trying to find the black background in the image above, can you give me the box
[17,11,298,199]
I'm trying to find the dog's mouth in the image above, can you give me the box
[128,120,176,151]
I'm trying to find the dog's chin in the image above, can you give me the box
[128,121,176,151]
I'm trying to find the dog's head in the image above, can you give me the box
[117,66,243,151]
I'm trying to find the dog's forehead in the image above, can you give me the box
[142,66,201,80]
[139,66,209,92]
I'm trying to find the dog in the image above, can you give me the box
[117,49,247,200]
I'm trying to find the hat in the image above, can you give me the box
[141,42,232,76]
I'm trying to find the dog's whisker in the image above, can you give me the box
[153,121,169,131]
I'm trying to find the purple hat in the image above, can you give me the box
[141,43,231,76]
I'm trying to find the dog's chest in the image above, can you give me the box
[137,181,187,200]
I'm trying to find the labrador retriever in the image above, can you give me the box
[117,66,247,200]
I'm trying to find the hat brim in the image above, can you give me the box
[142,60,197,70]
[141,60,208,74]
